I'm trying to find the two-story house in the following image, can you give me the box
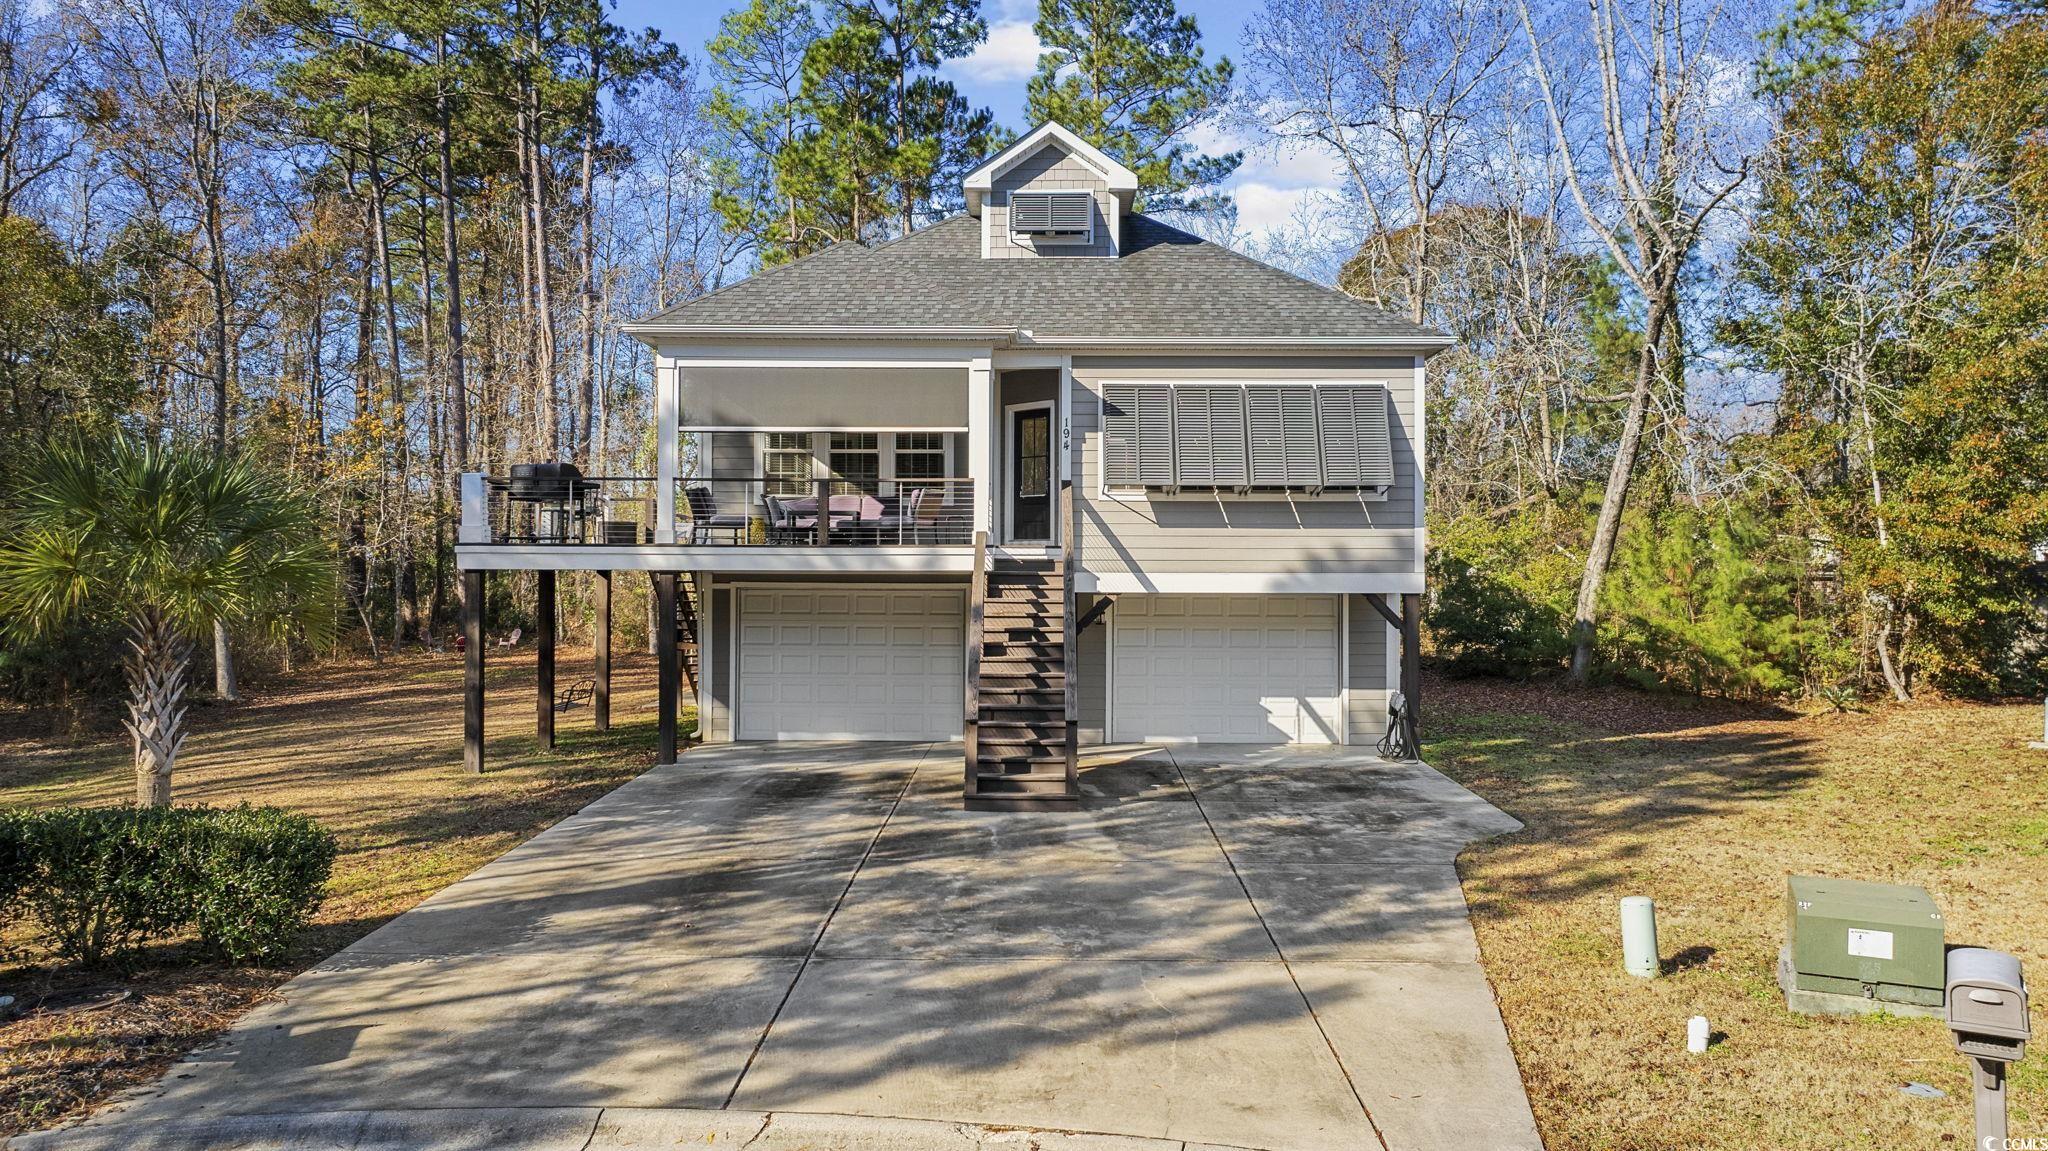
[455,122,1446,809]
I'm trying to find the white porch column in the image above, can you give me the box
[655,354,678,543]
[967,351,995,537]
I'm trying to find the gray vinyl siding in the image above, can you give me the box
[1069,356,1421,577]
[1345,594,1392,744]
[1076,594,1107,744]
[705,432,754,478]
[985,145,1119,259]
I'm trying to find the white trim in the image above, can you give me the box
[1059,357,1074,485]
[1414,355,1427,579]
[638,331,1454,352]
[1339,594,1351,747]
[456,545,975,573]
[1003,400,1057,545]
[695,570,713,743]
[967,353,995,537]
[1029,335,1454,349]
[1077,571,1426,595]
[963,123,1139,209]
[682,425,969,433]
[629,325,1015,342]
[668,356,977,368]
[726,583,738,744]
[993,351,1065,369]
[655,362,679,543]
[1103,594,1116,744]
[1384,593,1401,727]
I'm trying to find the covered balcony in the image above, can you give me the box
[457,467,974,549]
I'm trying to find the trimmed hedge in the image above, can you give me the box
[0,805,336,966]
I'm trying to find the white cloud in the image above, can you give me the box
[945,21,1042,83]
[1220,138,1350,240]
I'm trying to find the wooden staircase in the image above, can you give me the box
[963,487,1080,810]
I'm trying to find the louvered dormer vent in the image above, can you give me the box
[1009,191,1093,240]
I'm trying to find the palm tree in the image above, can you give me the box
[0,432,334,805]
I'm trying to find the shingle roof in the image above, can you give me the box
[629,215,1450,346]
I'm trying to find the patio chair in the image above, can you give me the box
[762,494,800,543]
[870,487,927,544]
[683,484,748,545]
[495,627,522,649]
[555,678,594,711]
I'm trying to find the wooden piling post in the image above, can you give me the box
[464,568,485,774]
[537,569,556,748]
[593,570,611,732]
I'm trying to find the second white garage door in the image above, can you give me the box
[1111,595,1344,744]
[736,587,965,740]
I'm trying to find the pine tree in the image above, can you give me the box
[1025,0,1237,210]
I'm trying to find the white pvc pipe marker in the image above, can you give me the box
[1621,896,1659,978]
[1687,1015,1710,1054]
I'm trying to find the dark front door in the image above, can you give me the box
[1010,408,1052,541]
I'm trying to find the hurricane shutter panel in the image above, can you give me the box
[1009,191,1051,231]
[1316,385,1393,488]
[1282,389,1323,487]
[1171,386,1247,487]
[1048,192,1092,233]
[1246,386,1322,487]
[1101,383,1139,487]
[1136,384,1176,485]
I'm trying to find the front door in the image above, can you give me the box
[1008,407,1053,541]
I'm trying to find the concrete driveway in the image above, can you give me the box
[16,743,1541,1151]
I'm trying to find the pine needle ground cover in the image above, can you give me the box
[0,650,673,1136]
[1431,680,2047,1150]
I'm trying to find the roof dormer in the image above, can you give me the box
[963,122,1139,259]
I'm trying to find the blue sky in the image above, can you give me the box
[607,0,1331,237]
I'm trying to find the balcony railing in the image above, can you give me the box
[680,476,975,547]
[480,474,661,544]
[461,472,975,547]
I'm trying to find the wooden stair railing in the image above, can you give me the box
[964,529,986,795]
[961,485,1079,810]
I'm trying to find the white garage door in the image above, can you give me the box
[736,587,965,740]
[1111,595,1343,744]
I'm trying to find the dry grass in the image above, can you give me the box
[1430,678,2048,1151]
[0,647,677,1136]
[5,657,2041,1146]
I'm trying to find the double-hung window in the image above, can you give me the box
[763,432,814,495]
[828,432,880,494]
[1100,382,1394,495]
[893,432,947,480]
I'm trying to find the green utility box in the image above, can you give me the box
[1786,876,1946,1008]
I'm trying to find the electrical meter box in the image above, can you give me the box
[1787,876,1946,1007]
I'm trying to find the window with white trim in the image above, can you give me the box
[1100,383,1394,495]
[893,432,947,480]
[763,432,813,495]
[829,432,879,494]
[1009,190,1093,244]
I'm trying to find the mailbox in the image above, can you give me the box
[1947,947,2029,1063]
